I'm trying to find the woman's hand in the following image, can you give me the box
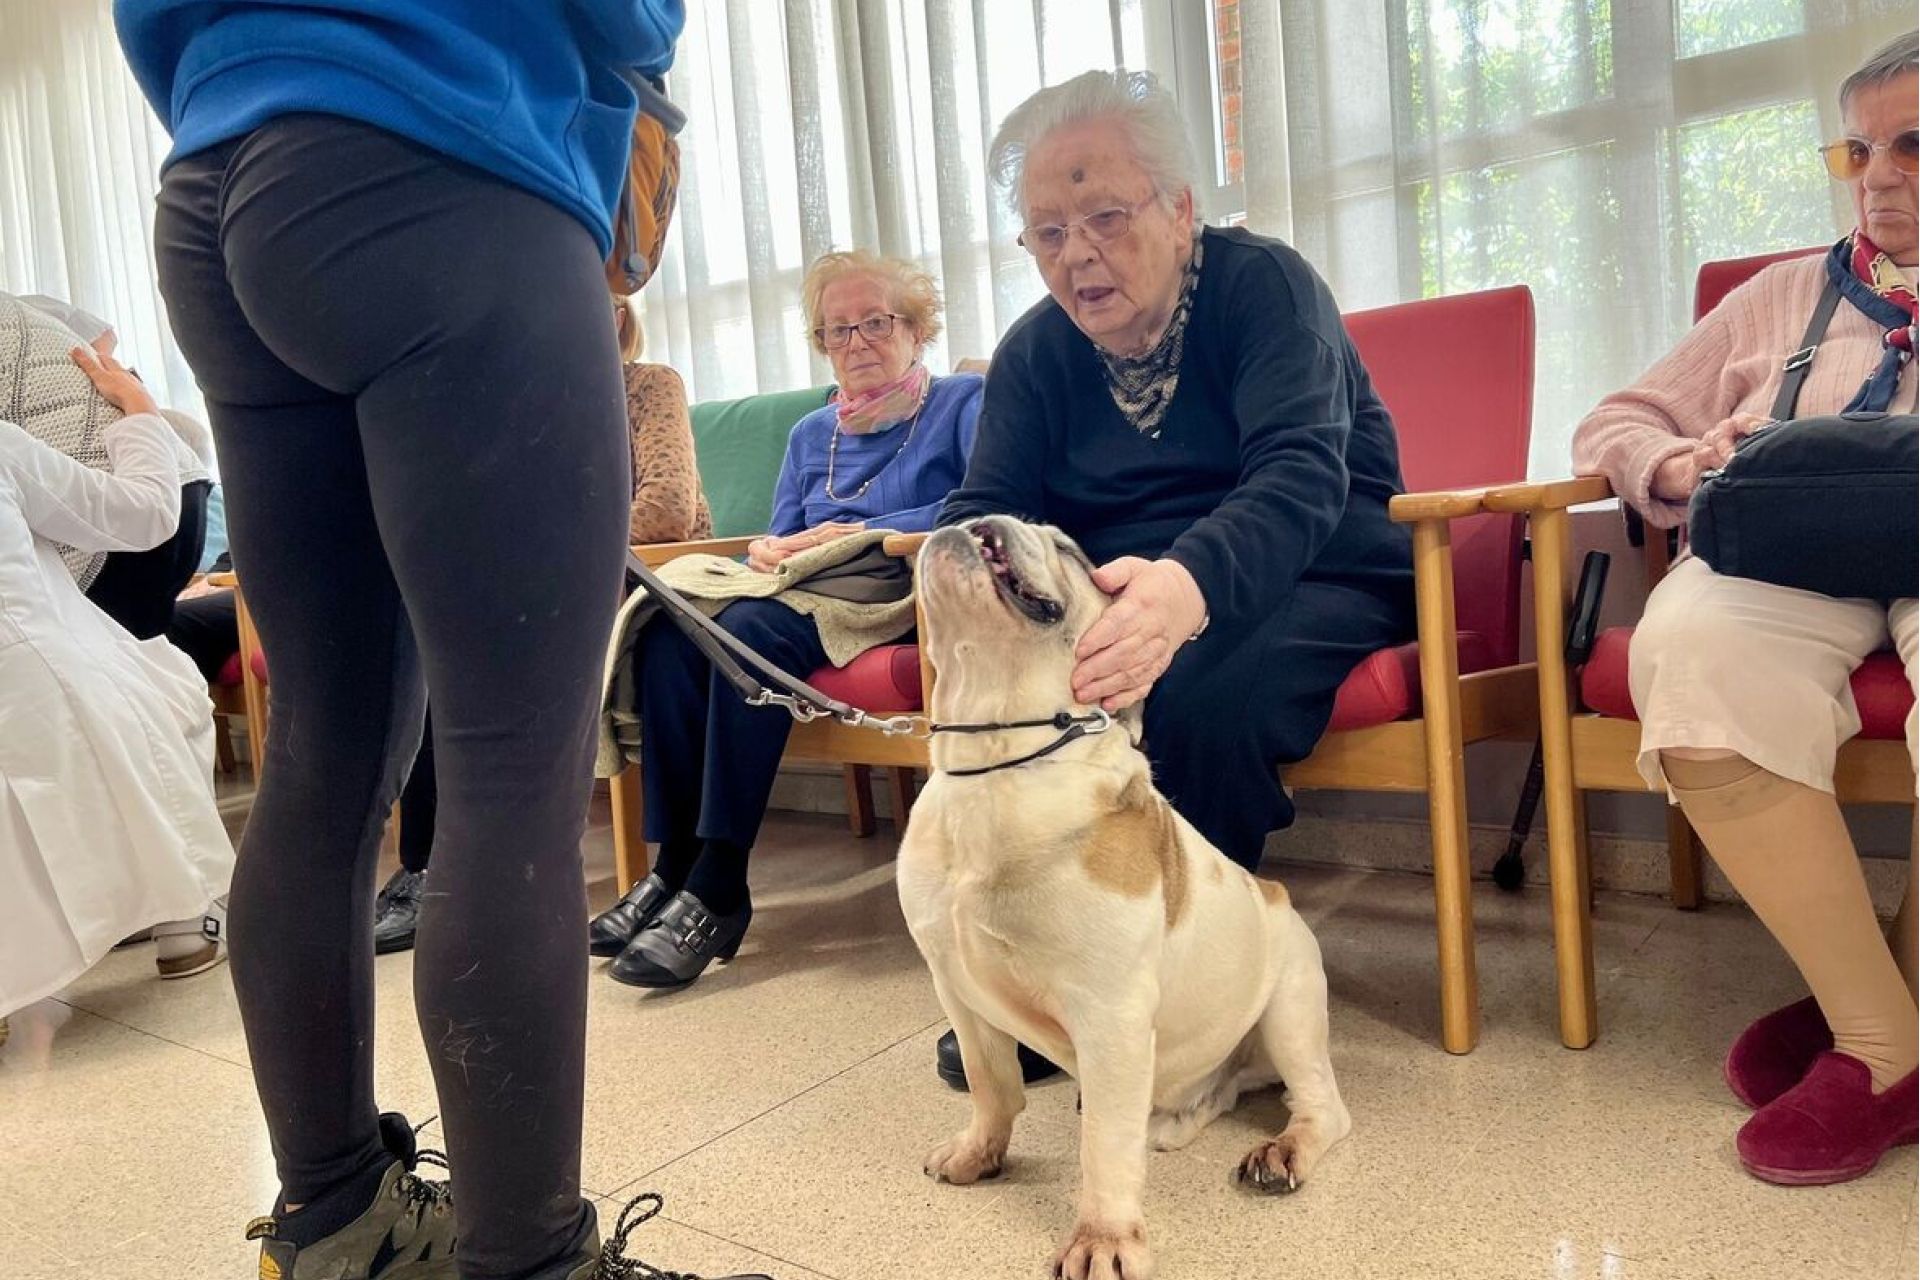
[70,345,159,418]
[1652,412,1768,500]
[1071,557,1208,712]
[747,520,865,573]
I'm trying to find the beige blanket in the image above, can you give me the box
[595,530,916,775]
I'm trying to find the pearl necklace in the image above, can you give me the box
[823,407,924,502]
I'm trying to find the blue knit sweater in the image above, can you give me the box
[770,374,982,536]
[115,1,684,254]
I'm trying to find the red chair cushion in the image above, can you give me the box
[215,653,245,687]
[806,644,922,714]
[1327,632,1501,733]
[801,635,1510,731]
[1581,626,1911,741]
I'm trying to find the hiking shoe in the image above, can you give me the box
[246,1117,455,1279]
[374,869,428,955]
[562,1193,770,1279]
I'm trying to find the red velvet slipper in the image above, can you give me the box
[1724,996,1832,1109]
[1736,1053,1918,1186]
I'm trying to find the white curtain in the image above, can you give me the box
[2,0,1911,478]
[643,0,1170,402]
[0,0,202,417]
[1238,0,1912,474]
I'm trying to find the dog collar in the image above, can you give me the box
[933,708,1115,777]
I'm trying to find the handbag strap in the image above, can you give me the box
[1772,278,1844,422]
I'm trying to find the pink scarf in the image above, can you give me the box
[835,363,931,435]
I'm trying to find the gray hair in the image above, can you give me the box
[1839,30,1917,111]
[988,69,1197,215]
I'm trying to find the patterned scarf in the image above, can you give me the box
[1096,232,1205,440]
[836,362,931,435]
[1827,231,1917,413]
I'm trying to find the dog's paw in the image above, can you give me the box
[1235,1134,1308,1195]
[1051,1220,1153,1280]
[923,1133,1005,1185]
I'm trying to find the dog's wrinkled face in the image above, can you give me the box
[918,516,1108,683]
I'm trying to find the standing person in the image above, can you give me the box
[115,5,764,1279]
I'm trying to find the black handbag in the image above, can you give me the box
[1687,279,1917,600]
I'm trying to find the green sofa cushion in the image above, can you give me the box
[688,384,833,538]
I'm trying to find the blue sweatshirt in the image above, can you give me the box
[770,374,983,536]
[114,1,685,254]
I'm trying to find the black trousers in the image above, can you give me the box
[86,478,210,638]
[156,115,627,1280]
[637,600,830,848]
[1142,578,1414,870]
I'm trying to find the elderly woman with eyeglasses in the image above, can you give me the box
[1573,31,1918,1187]
[941,68,1415,869]
[590,249,981,990]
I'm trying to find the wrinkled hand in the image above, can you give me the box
[1651,413,1768,501]
[747,520,865,573]
[1071,557,1208,712]
[70,345,158,418]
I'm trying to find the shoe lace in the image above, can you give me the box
[400,1117,453,1214]
[594,1192,703,1280]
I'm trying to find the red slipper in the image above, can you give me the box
[1724,996,1832,1109]
[1736,1053,1918,1186]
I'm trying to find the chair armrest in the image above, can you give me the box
[631,536,757,568]
[1389,486,1507,523]
[206,571,238,589]
[1481,476,1614,513]
[882,533,928,559]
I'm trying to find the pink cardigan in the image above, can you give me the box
[1573,253,1919,528]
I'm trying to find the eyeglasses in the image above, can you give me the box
[1017,195,1160,258]
[815,313,904,349]
[1819,131,1920,180]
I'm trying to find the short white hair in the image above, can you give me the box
[1840,30,1917,111]
[988,68,1197,216]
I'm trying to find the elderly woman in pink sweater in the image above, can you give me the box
[1574,30,1918,1189]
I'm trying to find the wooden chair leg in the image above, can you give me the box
[1411,519,1480,1054]
[234,590,269,781]
[610,764,648,896]
[888,768,917,831]
[844,765,877,837]
[1532,509,1598,1050]
[214,716,238,775]
[1665,804,1704,910]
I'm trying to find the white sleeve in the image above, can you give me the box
[0,413,183,552]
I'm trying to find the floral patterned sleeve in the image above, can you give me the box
[624,362,712,543]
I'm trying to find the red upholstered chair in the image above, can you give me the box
[611,285,1543,1053]
[1486,248,1917,1051]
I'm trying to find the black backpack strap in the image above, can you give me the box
[1772,278,1843,422]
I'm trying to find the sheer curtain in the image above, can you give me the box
[1237,0,1911,474]
[642,0,1175,403]
[0,0,202,417]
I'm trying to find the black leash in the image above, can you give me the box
[625,551,1114,773]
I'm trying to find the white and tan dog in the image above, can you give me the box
[898,516,1350,1280]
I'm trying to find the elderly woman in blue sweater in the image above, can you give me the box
[593,249,981,989]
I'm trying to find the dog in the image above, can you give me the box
[897,515,1351,1280]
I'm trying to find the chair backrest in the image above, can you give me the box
[1694,246,1825,322]
[1345,285,1535,667]
[688,384,834,537]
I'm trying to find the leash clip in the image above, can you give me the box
[870,714,933,739]
[746,689,825,722]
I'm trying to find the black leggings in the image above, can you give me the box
[86,479,210,638]
[156,115,628,1280]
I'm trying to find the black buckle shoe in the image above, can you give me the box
[373,870,427,956]
[563,1193,770,1279]
[935,1028,1062,1091]
[607,890,750,990]
[589,874,675,958]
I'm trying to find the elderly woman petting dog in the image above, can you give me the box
[941,70,1414,871]
[592,250,982,991]
[1574,31,1918,1188]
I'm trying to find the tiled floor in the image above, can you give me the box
[3,799,1915,1280]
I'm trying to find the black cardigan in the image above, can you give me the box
[939,225,1412,632]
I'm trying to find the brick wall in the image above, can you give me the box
[1215,0,1243,185]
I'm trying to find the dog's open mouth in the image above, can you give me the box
[970,522,1064,625]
